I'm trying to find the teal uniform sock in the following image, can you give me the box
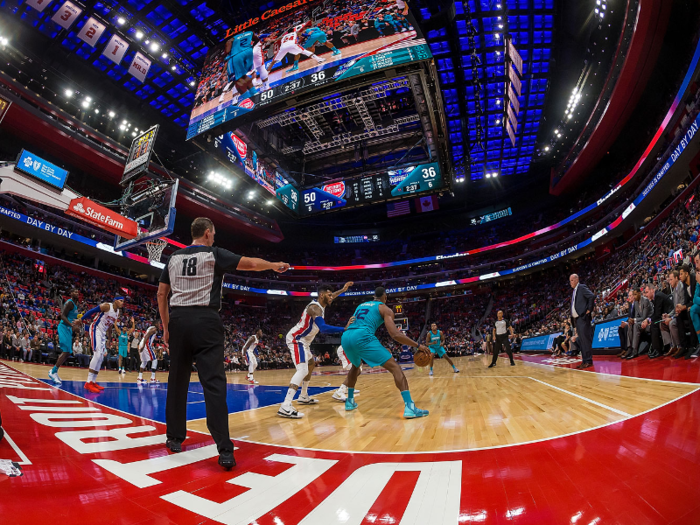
[348,388,355,401]
[51,365,58,374]
[400,390,413,405]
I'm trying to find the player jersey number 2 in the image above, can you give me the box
[355,308,370,320]
[282,34,296,44]
[181,257,197,276]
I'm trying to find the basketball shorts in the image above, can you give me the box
[247,351,258,369]
[140,346,156,363]
[89,325,106,356]
[226,48,254,82]
[341,330,392,368]
[274,42,311,63]
[287,339,312,369]
[429,345,446,357]
[337,346,351,370]
[58,323,73,353]
[304,34,327,48]
[118,346,129,358]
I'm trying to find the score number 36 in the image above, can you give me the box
[421,166,437,187]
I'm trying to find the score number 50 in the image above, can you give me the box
[421,166,438,188]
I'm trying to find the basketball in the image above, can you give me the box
[413,348,431,367]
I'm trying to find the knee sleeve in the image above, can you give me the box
[290,364,308,387]
[151,359,158,371]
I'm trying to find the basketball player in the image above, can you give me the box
[115,316,135,375]
[268,25,325,74]
[489,310,515,367]
[341,287,430,418]
[426,322,460,376]
[219,31,257,104]
[278,282,354,418]
[138,323,160,384]
[331,345,361,402]
[300,25,341,57]
[242,329,262,384]
[82,297,125,393]
[48,288,81,385]
[251,33,270,91]
[396,0,409,16]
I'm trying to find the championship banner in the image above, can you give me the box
[507,38,523,76]
[506,119,516,147]
[51,0,82,30]
[77,17,106,47]
[507,103,518,133]
[128,52,152,83]
[66,197,138,238]
[24,0,52,12]
[508,65,521,96]
[508,83,520,115]
[0,93,11,125]
[103,34,129,65]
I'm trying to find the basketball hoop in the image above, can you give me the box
[145,238,167,263]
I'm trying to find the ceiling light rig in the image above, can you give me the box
[208,171,234,190]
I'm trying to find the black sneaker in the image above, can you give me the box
[218,451,236,470]
[488,363,496,368]
[166,439,182,453]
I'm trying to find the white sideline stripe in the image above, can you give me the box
[5,362,700,456]
[2,430,32,465]
[520,358,700,386]
[528,377,631,417]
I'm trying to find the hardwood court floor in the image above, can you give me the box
[183,356,697,453]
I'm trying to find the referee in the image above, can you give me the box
[488,310,515,367]
[157,217,289,469]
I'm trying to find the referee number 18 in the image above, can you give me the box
[182,257,197,276]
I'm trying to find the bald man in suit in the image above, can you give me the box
[570,274,595,369]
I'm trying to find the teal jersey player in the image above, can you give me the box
[425,323,459,376]
[341,286,430,419]
[114,316,136,375]
[49,289,82,385]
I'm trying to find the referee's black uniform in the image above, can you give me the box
[159,245,241,455]
[490,319,515,366]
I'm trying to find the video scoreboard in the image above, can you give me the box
[298,163,444,215]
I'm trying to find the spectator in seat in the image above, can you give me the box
[20,332,30,362]
[623,287,652,359]
[643,282,674,359]
[30,334,41,363]
[618,290,635,358]
[675,263,698,359]
[73,338,89,368]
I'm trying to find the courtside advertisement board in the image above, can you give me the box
[121,125,159,186]
[187,0,432,140]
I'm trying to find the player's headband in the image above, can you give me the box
[114,296,125,302]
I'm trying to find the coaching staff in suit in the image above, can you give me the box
[569,274,595,369]
[157,217,289,469]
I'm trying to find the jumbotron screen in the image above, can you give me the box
[186,0,432,140]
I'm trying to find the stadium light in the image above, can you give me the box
[189,80,195,87]
[94,109,99,114]
[64,89,73,98]
[119,124,126,131]
[493,172,499,177]
[0,37,8,47]
[108,110,116,118]
[122,120,128,125]
[266,200,274,206]
[86,96,92,102]
[117,17,126,25]
[162,53,168,60]
[81,99,90,108]
[135,30,143,40]
[131,131,137,136]
[485,173,492,178]
[171,65,176,71]
[544,146,550,152]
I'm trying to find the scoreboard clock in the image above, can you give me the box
[389,163,442,197]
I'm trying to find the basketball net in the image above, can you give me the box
[145,238,167,262]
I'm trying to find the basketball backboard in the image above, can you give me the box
[114,178,178,251]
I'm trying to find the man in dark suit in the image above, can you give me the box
[676,263,698,358]
[624,287,653,359]
[643,282,674,359]
[617,289,635,358]
[569,274,595,369]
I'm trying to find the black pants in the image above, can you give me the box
[575,316,593,364]
[166,308,232,454]
[618,325,628,351]
[491,334,514,365]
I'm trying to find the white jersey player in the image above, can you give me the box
[252,38,270,90]
[332,345,362,401]
[278,282,354,419]
[138,324,160,384]
[242,330,262,384]
[269,26,325,74]
[82,297,125,393]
